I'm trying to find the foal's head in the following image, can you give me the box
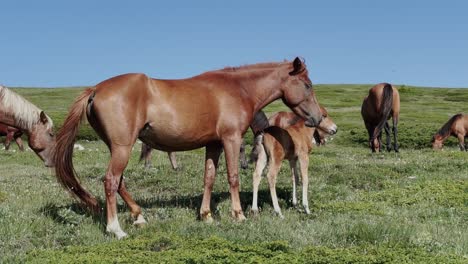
[313,106,338,145]
[28,111,55,167]
[280,57,322,127]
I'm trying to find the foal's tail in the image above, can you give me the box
[373,83,393,139]
[53,88,101,214]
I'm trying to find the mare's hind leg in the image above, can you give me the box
[392,116,399,152]
[384,122,391,152]
[251,142,267,214]
[104,145,132,239]
[200,143,223,223]
[288,159,299,207]
[118,177,146,226]
[298,153,310,214]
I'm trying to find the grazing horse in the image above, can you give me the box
[0,85,55,166]
[53,58,322,239]
[251,107,337,218]
[432,113,468,151]
[361,83,400,152]
[139,111,270,170]
[0,123,24,151]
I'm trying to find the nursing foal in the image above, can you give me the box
[251,106,337,217]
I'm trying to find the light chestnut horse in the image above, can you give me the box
[53,58,322,239]
[251,106,337,218]
[0,85,55,166]
[432,113,468,151]
[139,111,270,170]
[361,83,400,152]
[0,123,24,151]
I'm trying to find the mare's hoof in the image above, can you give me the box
[133,215,147,227]
[232,211,246,222]
[201,212,214,224]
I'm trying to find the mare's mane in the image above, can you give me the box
[0,85,53,130]
[435,113,463,139]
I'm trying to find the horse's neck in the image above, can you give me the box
[238,70,283,113]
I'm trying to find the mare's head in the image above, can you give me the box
[28,111,55,167]
[280,57,322,127]
[431,134,444,150]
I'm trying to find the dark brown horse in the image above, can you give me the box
[432,113,468,151]
[250,107,336,217]
[53,58,322,239]
[0,123,24,151]
[361,83,400,152]
[0,85,55,166]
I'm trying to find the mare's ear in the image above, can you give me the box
[289,57,305,75]
[40,111,48,124]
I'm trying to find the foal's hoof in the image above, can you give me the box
[133,215,147,227]
[201,212,214,224]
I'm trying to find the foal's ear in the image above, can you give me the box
[289,57,305,75]
[40,111,48,124]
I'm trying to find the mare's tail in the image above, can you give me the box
[53,88,101,214]
[373,83,393,139]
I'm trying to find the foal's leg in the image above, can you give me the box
[104,145,132,239]
[118,177,146,226]
[200,143,222,223]
[264,155,283,218]
[299,153,311,214]
[168,152,178,170]
[251,142,267,214]
[288,159,299,207]
[222,135,245,220]
[15,136,25,151]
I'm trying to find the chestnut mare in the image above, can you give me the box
[250,106,337,218]
[139,111,270,170]
[361,83,400,152]
[0,85,55,166]
[53,58,322,239]
[432,113,468,151]
[0,123,24,151]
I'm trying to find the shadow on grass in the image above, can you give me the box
[40,201,106,231]
[133,187,293,219]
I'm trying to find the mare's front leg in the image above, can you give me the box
[15,136,25,151]
[457,134,466,151]
[200,143,222,223]
[104,145,132,239]
[168,152,178,170]
[4,132,13,150]
[222,135,246,220]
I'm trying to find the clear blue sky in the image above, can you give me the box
[1,0,467,88]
